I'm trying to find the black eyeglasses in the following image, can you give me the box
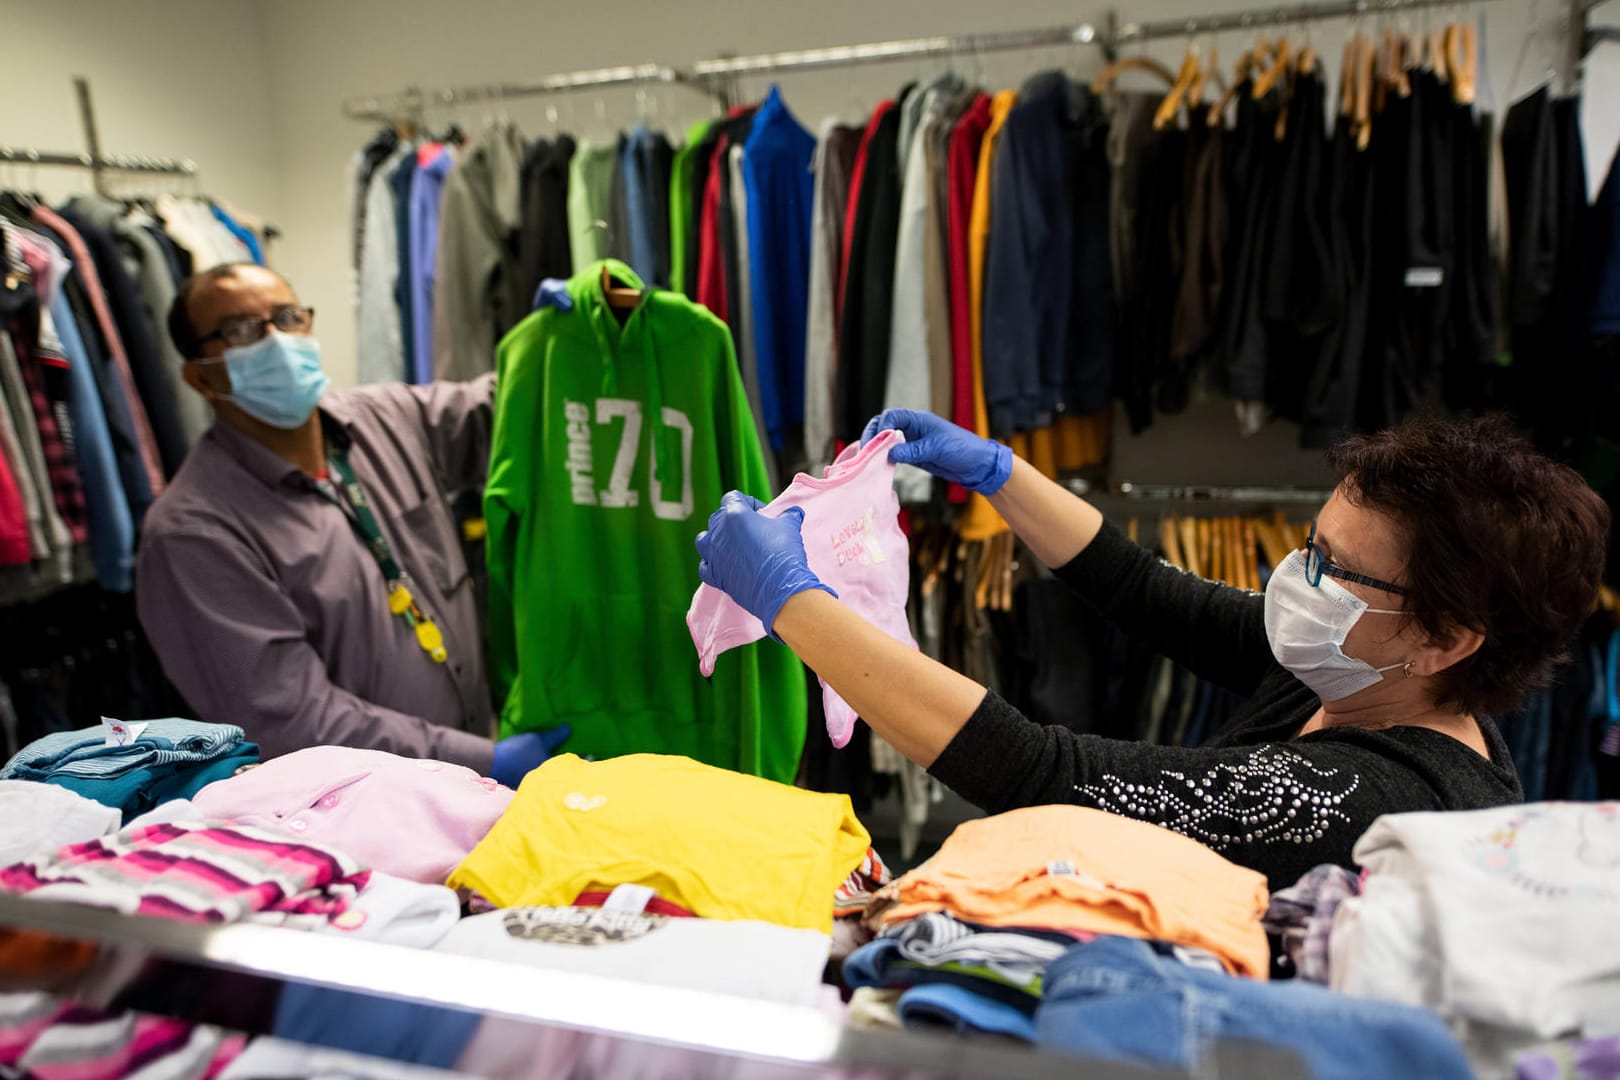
[197,305,315,350]
[1304,522,1410,596]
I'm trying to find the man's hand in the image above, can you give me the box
[490,725,572,788]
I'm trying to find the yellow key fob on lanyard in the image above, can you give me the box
[416,619,447,663]
[388,583,414,615]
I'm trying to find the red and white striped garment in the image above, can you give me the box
[0,995,244,1080]
[0,821,370,924]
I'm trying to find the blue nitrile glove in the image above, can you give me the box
[860,408,1013,495]
[695,491,838,640]
[532,278,573,312]
[489,725,572,788]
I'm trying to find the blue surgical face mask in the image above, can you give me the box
[204,331,330,429]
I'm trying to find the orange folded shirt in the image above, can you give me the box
[865,805,1271,979]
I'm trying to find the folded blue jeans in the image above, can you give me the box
[1036,936,1473,1080]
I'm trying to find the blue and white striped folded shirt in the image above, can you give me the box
[0,719,247,782]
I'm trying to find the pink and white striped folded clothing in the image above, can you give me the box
[688,429,917,747]
[0,821,369,924]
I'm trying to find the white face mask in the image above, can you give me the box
[1264,549,1407,701]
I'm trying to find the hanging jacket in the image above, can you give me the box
[744,86,817,453]
[834,92,909,444]
[516,135,576,311]
[484,260,806,782]
[670,118,716,298]
[567,140,617,272]
[433,124,526,381]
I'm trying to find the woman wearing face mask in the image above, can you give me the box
[695,410,1611,888]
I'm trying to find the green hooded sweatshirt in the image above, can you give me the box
[486,260,806,782]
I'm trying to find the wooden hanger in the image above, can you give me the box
[1354,34,1377,149]
[1227,517,1244,589]
[1189,41,1221,107]
[1598,584,1620,623]
[1206,45,1260,125]
[1154,46,1204,130]
[1092,55,1178,95]
[1427,22,1451,83]
[1297,40,1320,77]
[601,263,642,309]
[1252,520,1290,579]
[1161,515,1186,570]
[1241,519,1259,591]
[1252,37,1294,99]
[1179,516,1202,578]
[1339,37,1358,117]
[1448,23,1478,104]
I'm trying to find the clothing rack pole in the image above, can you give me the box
[1112,0,1502,45]
[341,62,726,123]
[1570,0,1618,91]
[0,145,198,176]
[1070,479,1334,504]
[73,76,109,197]
[689,22,1106,83]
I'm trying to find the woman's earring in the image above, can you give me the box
[1403,661,1417,679]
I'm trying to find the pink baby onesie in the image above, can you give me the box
[687,429,917,748]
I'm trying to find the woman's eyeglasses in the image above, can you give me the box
[1304,522,1410,596]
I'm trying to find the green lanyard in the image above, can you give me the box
[316,447,448,665]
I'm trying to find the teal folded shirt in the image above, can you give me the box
[47,744,260,822]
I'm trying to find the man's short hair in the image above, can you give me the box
[166,262,290,361]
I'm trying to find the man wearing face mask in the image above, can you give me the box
[135,263,569,787]
[694,409,1612,889]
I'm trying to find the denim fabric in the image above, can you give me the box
[1036,936,1473,1080]
[2,719,246,781]
[844,937,1041,1013]
[898,983,1038,1041]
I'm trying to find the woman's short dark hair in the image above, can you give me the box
[1326,414,1611,718]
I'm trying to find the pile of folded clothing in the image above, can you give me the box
[845,805,1474,1080]
[1330,802,1620,1078]
[0,719,257,820]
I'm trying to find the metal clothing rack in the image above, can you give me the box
[1114,0,1499,45]
[341,62,726,126]
[1070,479,1334,504]
[342,0,1531,123]
[1569,0,1619,90]
[1,78,198,197]
[0,146,196,175]
[690,21,1110,81]
[688,0,1504,100]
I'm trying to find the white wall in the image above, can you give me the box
[0,2,281,236]
[6,0,1617,389]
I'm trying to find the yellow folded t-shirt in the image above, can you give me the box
[448,753,871,932]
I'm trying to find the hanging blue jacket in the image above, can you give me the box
[743,86,816,452]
